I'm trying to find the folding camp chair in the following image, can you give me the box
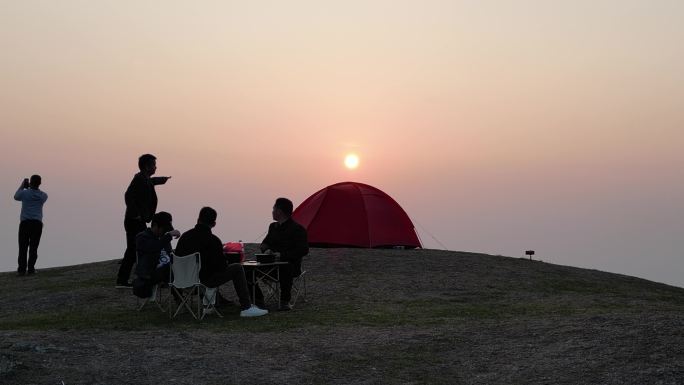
[169,253,222,320]
[135,252,166,312]
[137,283,166,312]
[291,264,308,306]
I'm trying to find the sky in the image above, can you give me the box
[1,0,683,287]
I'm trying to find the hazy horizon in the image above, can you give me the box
[1,1,683,287]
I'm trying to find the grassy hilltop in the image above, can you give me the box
[1,245,683,384]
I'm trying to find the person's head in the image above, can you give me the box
[29,175,41,189]
[150,211,173,236]
[272,197,293,222]
[138,154,157,176]
[197,206,217,228]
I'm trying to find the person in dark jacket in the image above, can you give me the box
[117,154,171,288]
[14,175,48,276]
[132,212,179,298]
[175,207,267,317]
[252,197,308,311]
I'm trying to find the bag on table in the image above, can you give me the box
[223,242,245,263]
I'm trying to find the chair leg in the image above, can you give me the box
[200,287,223,320]
[170,287,187,319]
[137,298,147,311]
[189,287,200,320]
[302,274,307,303]
[138,284,165,312]
[156,285,166,312]
[197,289,201,320]
[171,287,200,319]
[291,279,299,306]
[149,285,166,312]
[291,272,307,306]
[169,287,190,319]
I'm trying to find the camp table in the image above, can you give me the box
[241,260,288,307]
[223,252,243,264]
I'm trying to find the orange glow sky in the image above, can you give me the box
[1,1,683,286]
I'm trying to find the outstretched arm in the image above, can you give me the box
[151,176,171,185]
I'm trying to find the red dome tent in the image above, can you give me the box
[292,182,421,248]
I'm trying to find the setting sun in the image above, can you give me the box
[344,154,360,169]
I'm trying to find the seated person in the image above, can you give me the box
[174,207,267,318]
[133,212,179,297]
[251,197,308,311]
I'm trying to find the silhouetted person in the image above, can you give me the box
[251,197,308,311]
[117,154,171,288]
[14,175,48,276]
[132,211,179,298]
[175,207,268,317]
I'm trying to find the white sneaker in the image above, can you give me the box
[240,305,268,317]
[202,307,215,316]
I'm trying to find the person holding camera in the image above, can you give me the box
[14,175,48,276]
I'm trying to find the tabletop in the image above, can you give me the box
[241,261,288,267]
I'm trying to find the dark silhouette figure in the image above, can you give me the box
[14,175,48,276]
[174,207,267,317]
[116,154,171,288]
[251,197,308,310]
[132,211,179,297]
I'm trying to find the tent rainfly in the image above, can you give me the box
[292,181,421,249]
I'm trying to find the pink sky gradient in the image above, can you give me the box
[1,1,683,286]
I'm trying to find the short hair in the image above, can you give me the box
[152,211,173,231]
[138,154,157,170]
[274,197,293,217]
[198,207,217,225]
[29,175,41,187]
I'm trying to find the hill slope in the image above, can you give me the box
[1,246,683,384]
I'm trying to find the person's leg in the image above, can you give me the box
[27,220,43,274]
[252,284,265,307]
[202,270,231,288]
[212,267,269,318]
[280,258,302,304]
[136,265,170,302]
[227,264,252,310]
[151,264,170,285]
[291,258,302,278]
[245,269,265,307]
[17,221,30,275]
[279,263,294,304]
[117,218,146,284]
[200,269,232,308]
[203,265,252,310]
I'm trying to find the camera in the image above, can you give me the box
[22,178,29,189]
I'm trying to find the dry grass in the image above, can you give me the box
[1,245,683,384]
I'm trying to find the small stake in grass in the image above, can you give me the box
[526,250,535,261]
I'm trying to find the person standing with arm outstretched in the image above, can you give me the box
[14,175,48,276]
[116,154,171,288]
